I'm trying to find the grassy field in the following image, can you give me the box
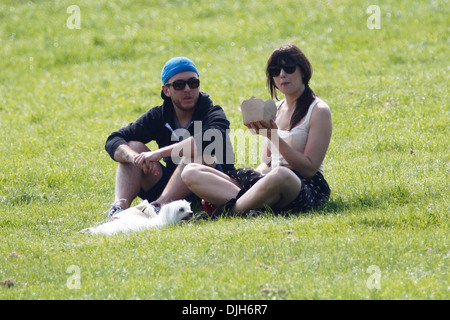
[0,0,448,300]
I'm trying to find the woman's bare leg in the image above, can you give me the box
[181,163,241,205]
[233,167,302,213]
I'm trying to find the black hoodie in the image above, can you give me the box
[105,92,235,172]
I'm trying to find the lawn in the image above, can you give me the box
[0,0,448,300]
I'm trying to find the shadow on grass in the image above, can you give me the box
[239,184,419,218]
[190,184,420,222]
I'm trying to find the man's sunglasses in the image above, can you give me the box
[165,78,200,90]
[268,63,297,77]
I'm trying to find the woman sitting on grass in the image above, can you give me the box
[181,44,332,216]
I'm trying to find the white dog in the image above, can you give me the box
[79,200,193,235]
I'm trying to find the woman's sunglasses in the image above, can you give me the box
[165,78,200,90]
[268,63,297,77]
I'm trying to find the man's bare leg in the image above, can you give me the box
[113,141,162,209]
[155,160,191,205]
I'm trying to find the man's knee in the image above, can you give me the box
[128,141,149,153]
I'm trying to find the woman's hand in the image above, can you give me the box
[246,119,278,141]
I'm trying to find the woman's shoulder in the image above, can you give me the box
[312,98,331,113]
[310,98,332,123]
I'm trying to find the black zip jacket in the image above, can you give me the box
[105,92,235,172]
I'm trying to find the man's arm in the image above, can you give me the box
[134,136,199,171]
[105,106,162,161]
[113,144,139,163]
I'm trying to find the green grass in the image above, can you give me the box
[0,0,448,299]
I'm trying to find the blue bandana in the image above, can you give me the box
[161,57,199,85]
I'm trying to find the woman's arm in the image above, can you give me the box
[250,102,332,179]
[279,102,332,178]
[255,139,271,174]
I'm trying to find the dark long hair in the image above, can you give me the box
[266,44,316,130]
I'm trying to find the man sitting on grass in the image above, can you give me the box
[104,57,235,219]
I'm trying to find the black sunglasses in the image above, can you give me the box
[268,63,297,77]
[165,78,200,90]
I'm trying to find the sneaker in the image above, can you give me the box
[105,199,125,221]
[201,199,218,214]
[195,198,236,221]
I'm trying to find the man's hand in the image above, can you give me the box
[133,151,163,175]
